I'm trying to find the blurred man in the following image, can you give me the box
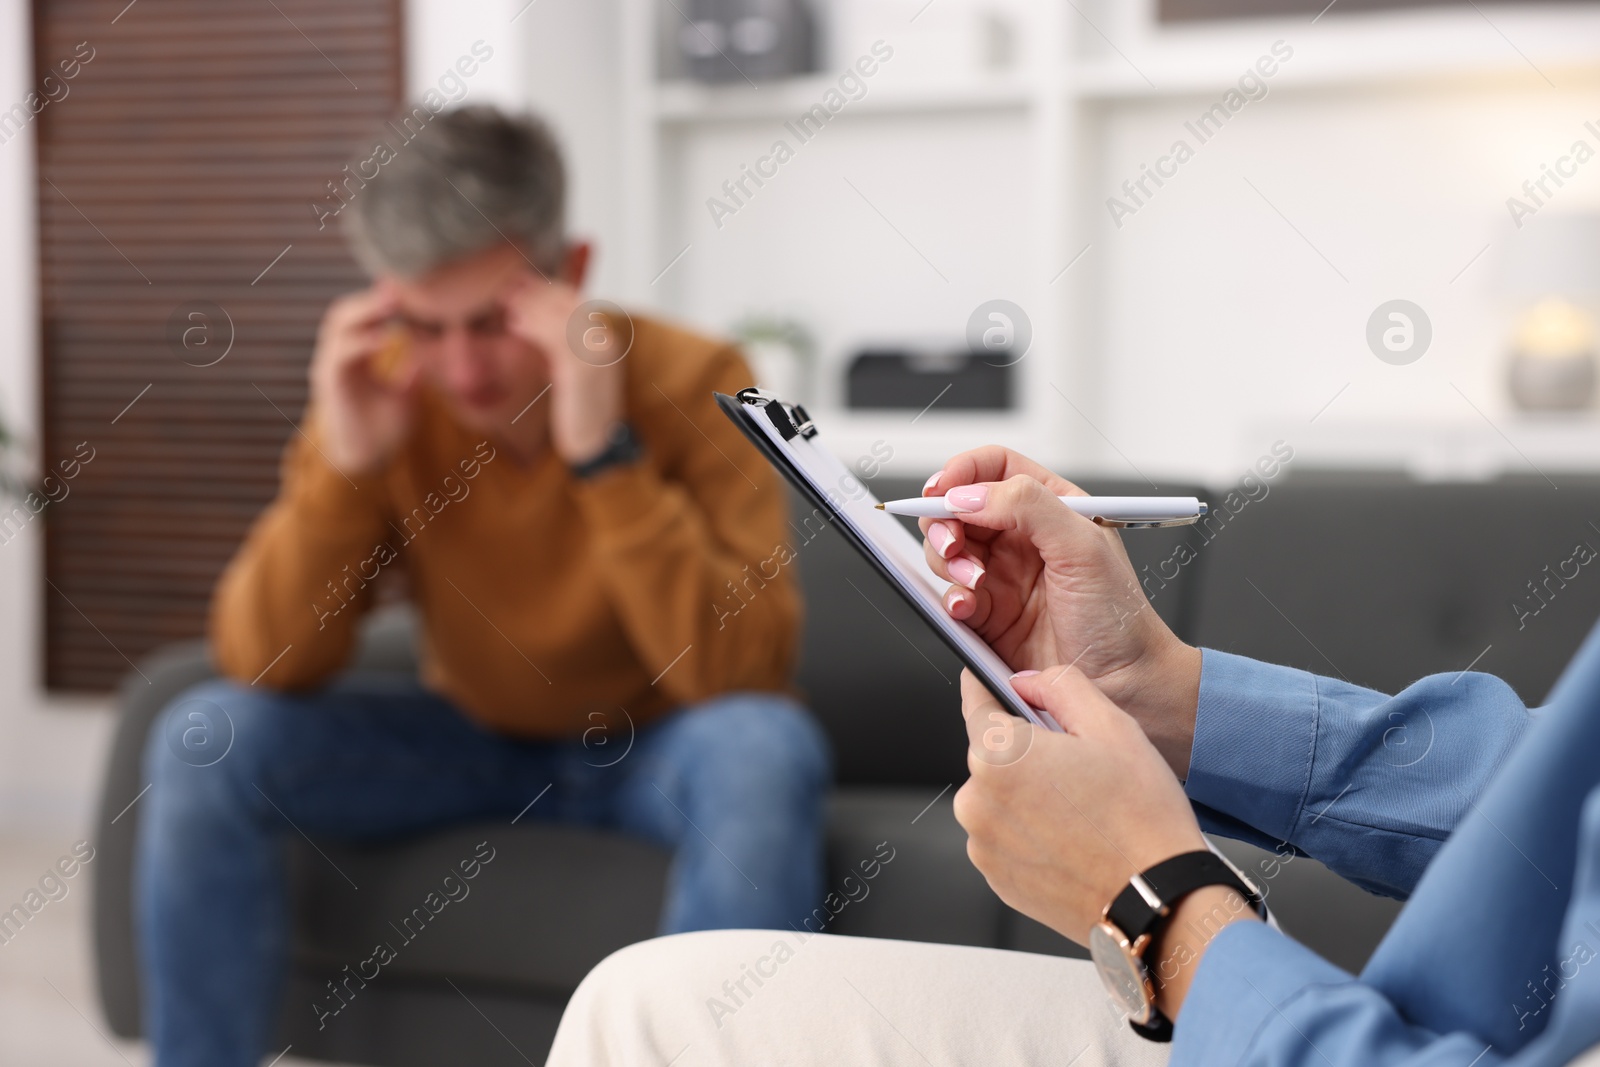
[135,106,829,1067]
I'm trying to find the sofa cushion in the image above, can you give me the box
[288,785,1046,1001]
[823,787,1005,947]
[291,822,670,998]
[1191,476,1600,703]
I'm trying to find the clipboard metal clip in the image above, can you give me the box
[736,387,818,441]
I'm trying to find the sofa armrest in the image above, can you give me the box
[92,604,422,1037]
[92,640,219,1036]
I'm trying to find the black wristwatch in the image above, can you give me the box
[569,421,643,480]
[1088,849,1268,1042]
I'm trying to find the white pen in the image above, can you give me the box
[875,494,1208,527]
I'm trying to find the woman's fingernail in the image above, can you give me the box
[923,472,943,494]
[948,590,973,618]
[946,484,988,512]
[929,523,957,559]
[1010,669,1042,680]
[947,555,985,589]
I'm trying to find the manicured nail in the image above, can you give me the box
[1010,670,1041,679]
[947,555,985,589]
[946,484,988,512]
[923,472,943,494]
[948,589,973,618]
[929,523,957,559]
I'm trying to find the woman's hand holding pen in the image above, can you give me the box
[929,449,1255,1012]
[919,446,1203,778]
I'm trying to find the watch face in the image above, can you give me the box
[1089,922,1152,1023]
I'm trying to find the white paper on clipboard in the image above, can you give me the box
[735,394,1060,732]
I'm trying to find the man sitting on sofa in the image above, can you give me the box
[134,105,830,1067]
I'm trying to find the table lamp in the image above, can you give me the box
[1496,214,1600,412]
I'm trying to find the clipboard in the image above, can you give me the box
[716,387,1060,731]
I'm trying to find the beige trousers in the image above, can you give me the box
[546,930,1173,1067]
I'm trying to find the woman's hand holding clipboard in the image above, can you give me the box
[716,389,1202,771]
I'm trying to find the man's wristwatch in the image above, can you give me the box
[569,421,643,480]
[1088,849,1268,1042]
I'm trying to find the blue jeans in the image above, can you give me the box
[134,673,831,1067]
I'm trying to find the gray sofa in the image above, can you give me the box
[93,473,1600,1065]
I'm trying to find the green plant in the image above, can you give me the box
[0,407,25,499]
[732,315,815,358]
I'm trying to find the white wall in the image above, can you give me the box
[0,0,114,836]
[515,0,625,295]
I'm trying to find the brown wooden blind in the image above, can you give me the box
[36,0,403,689]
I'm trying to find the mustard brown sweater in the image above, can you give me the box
[209,315,800,737]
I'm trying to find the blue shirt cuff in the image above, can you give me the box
[1185,649,1321,845]
[1172,918,1352,1065]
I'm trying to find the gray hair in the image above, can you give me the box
[343,105,566,278]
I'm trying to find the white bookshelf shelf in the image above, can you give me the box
[651,76,1037,122]
[1072,53,1600,101]
[1267,417,1600,481]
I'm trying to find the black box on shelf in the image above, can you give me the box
[678,0,816,84]
[845,349,1014,411]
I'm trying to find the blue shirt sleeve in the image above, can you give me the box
[1185,650,1533,899]
[1174,787,1600,1067]
[1172,636,1600,1067]
[1174,920,1509,1067]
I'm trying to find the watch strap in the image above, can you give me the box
[1107,849,1265,945]
[1130,1011,1174,1042]
[1105,850,1265,1044]
[570,421,642,480]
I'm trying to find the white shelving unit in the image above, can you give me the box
[650,76,1039,121]
[1264,417,1600,482]
[613,0,1600,477]
[616,0,1082,473]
